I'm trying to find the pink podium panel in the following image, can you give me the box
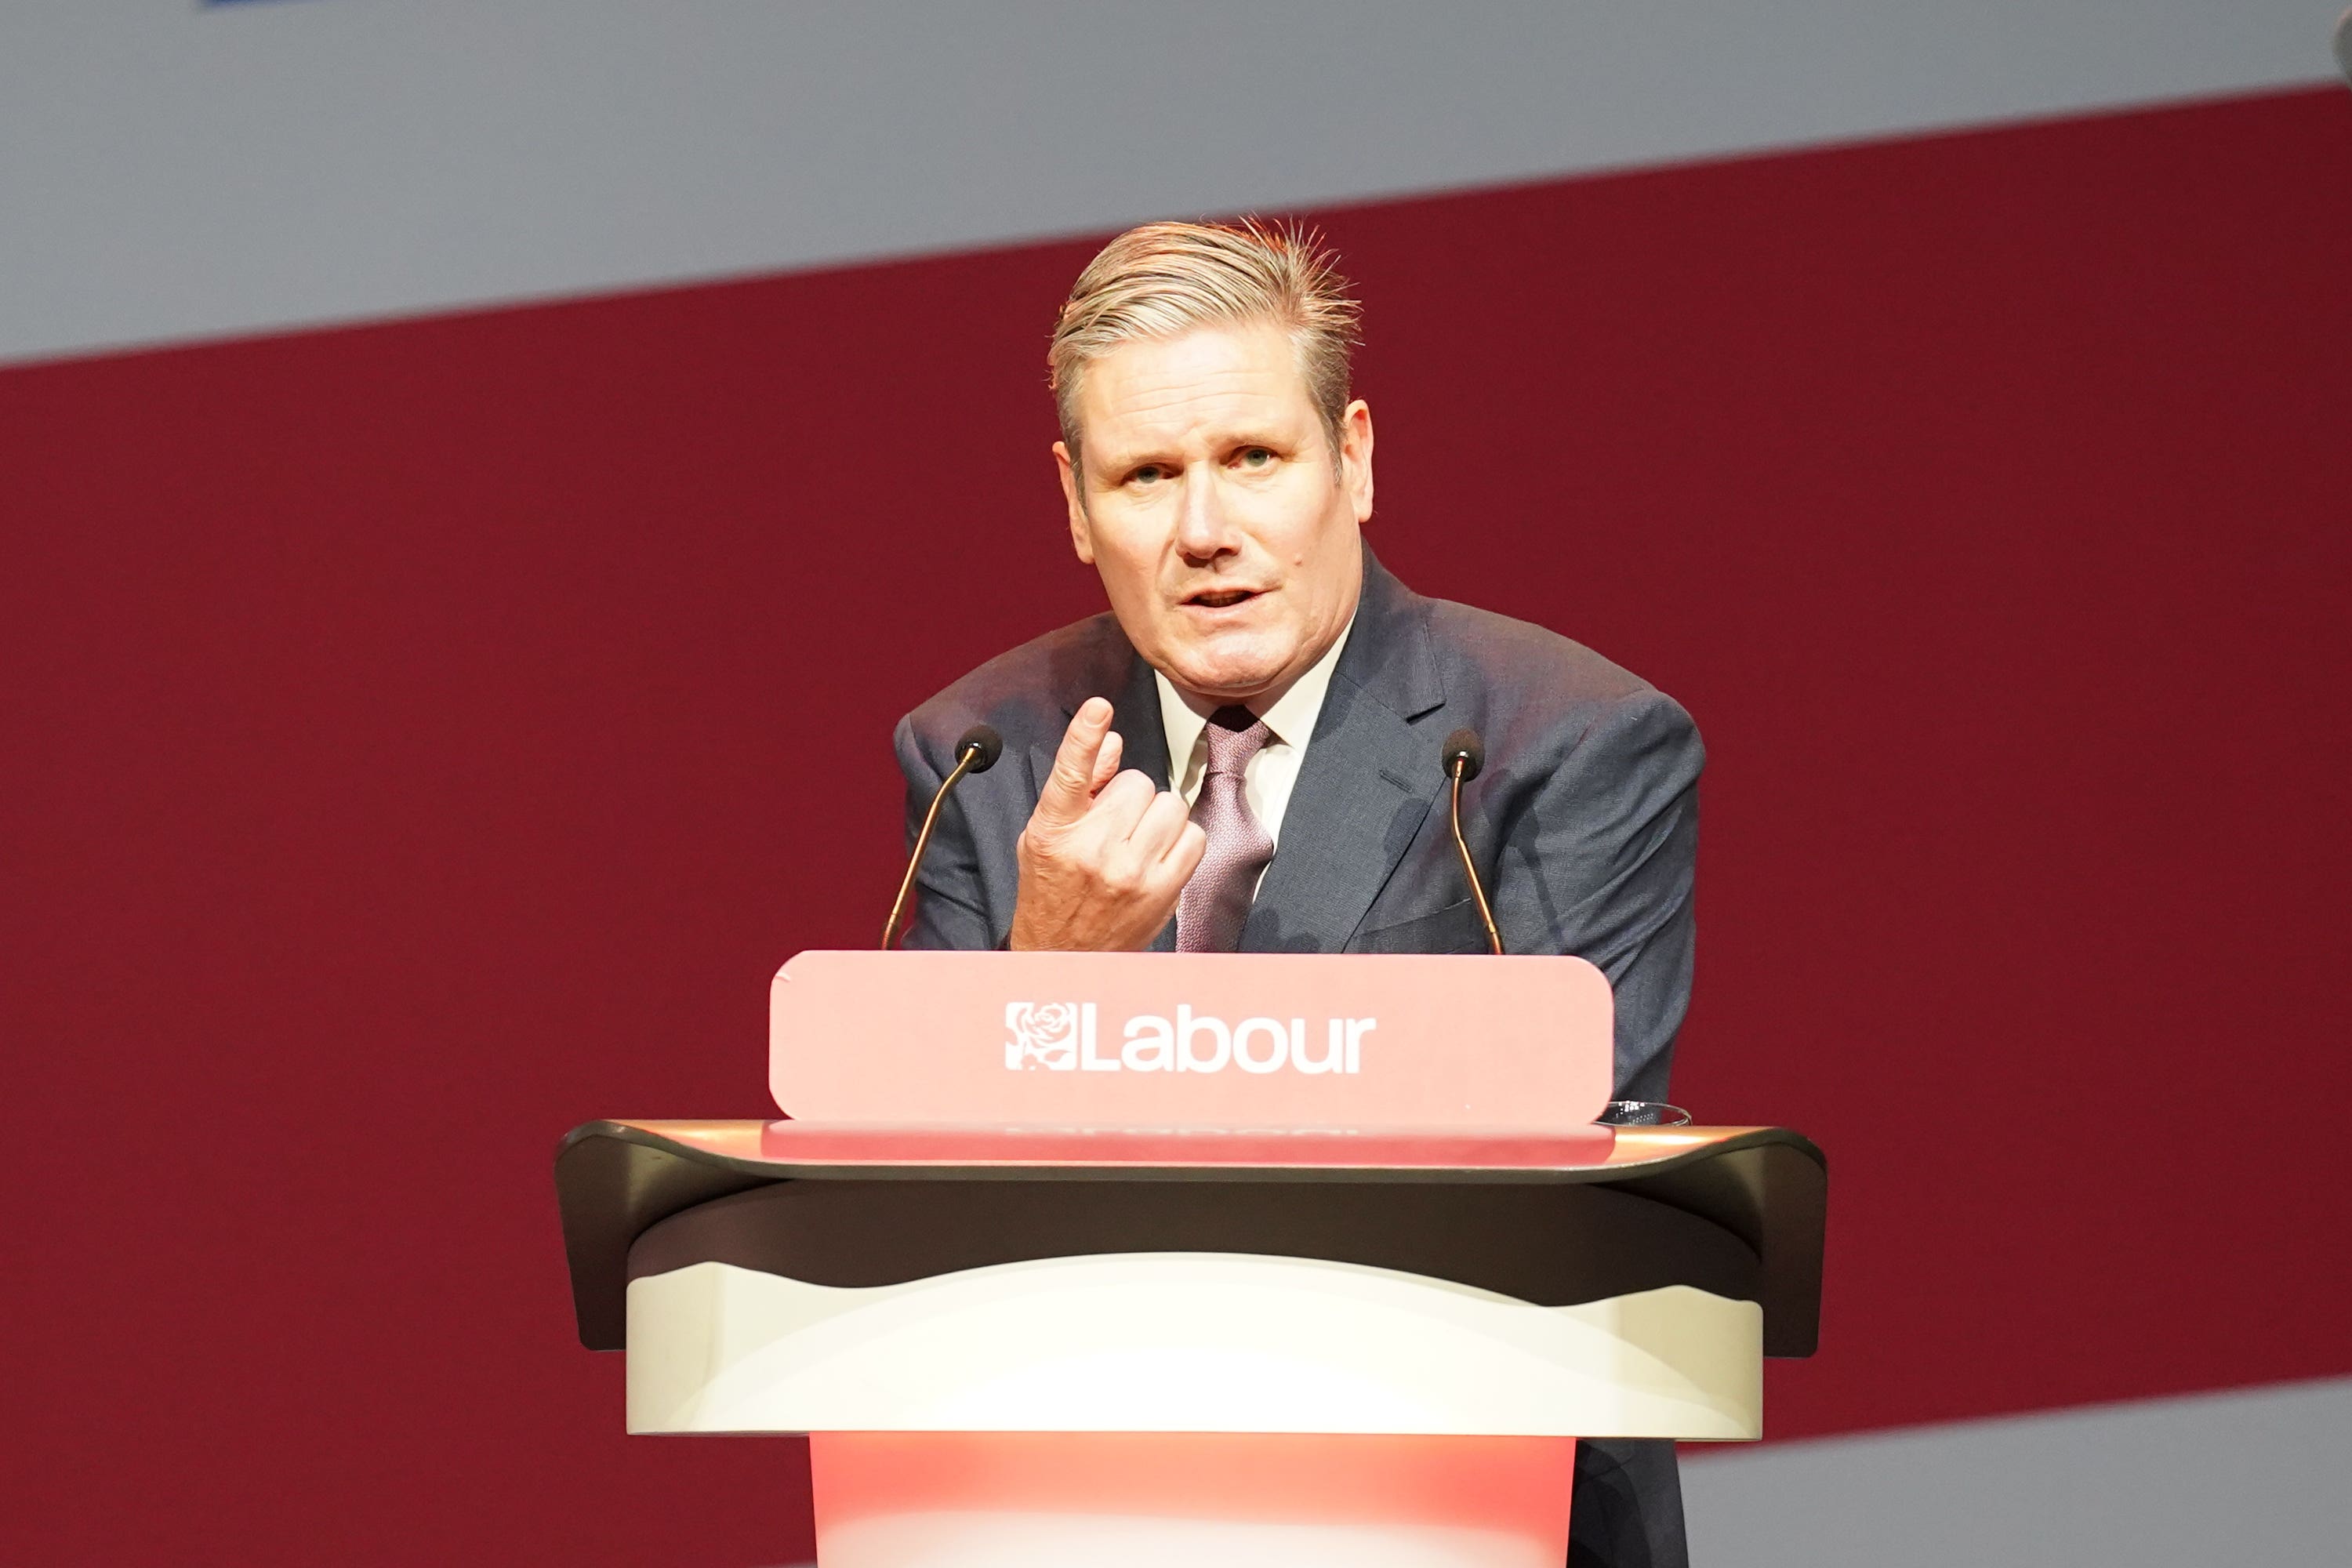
[811,1431,1577,1568]
[770,949,1613,1131]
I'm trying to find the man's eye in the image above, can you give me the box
[1238,447,1274,469]
[1128,464,1167,485]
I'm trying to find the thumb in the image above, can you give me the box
[1035,697,1114,828]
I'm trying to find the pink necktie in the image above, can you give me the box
[1176,706,1276,953]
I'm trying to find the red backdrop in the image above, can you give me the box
[6,87,2349,1563]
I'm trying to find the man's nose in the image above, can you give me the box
[1174,463,1241,561]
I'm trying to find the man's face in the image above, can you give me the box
[1055,321,1374,705]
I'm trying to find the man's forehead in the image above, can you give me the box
[1075,323,1316,457]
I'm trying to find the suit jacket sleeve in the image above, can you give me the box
[1494,688,1703,1103]
[891,712,998,951]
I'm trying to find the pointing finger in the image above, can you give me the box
[1035,697,1113,829]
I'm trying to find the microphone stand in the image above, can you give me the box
[1443,729,1504,956]
[882,726,1002,949]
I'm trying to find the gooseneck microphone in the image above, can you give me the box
[882,724,1004,949]
[1441,728,1504,956]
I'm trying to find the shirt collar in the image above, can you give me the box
[1154,611,1357,780]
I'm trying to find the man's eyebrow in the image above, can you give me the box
[1091,422,1294,475]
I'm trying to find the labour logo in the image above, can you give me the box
[1001,1000,1374,1075]
[1004,1001,1081,1070]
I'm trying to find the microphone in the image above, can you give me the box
[882,724,1003,949]
[1441,728,1504,956]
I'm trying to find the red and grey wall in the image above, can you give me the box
[5,4,2349,1563]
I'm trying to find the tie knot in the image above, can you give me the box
[1203,706,1273,778]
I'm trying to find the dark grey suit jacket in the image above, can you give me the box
[892,548,1704,1567]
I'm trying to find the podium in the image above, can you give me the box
[555,954,1826,1566]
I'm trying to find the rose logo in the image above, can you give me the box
[1004,1001,1080,1070]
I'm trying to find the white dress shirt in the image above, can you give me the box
[1155,614,1356,864]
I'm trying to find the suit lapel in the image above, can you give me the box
[1109,651,1173,792]
[1241,552,1447,953]
[1023,625,1173,799]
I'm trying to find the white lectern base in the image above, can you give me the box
[810,1431,1577,1568]
[628,1256,1760,1438]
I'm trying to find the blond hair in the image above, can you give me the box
[1048,219,1362,468]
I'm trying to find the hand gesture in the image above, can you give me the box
[1008,697,1207,951]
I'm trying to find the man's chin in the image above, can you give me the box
[1159,648,1292,705]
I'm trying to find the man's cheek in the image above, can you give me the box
[1243,474,1320,538]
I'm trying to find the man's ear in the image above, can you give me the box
[1054,441,1097,564]
[1341,400,1375,522]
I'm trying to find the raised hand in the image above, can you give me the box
[1008,696,1207,951]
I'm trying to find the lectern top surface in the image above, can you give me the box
[614,1118,1755,1177]
[555,1119,1826,1356]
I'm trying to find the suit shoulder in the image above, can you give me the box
[1421,595,1675,709]
[903,612,1131,747]
[1414,593,1702,781]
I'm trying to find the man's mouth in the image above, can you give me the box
[1184,587,1263,610]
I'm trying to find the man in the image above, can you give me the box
[893,220,1704,1567]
